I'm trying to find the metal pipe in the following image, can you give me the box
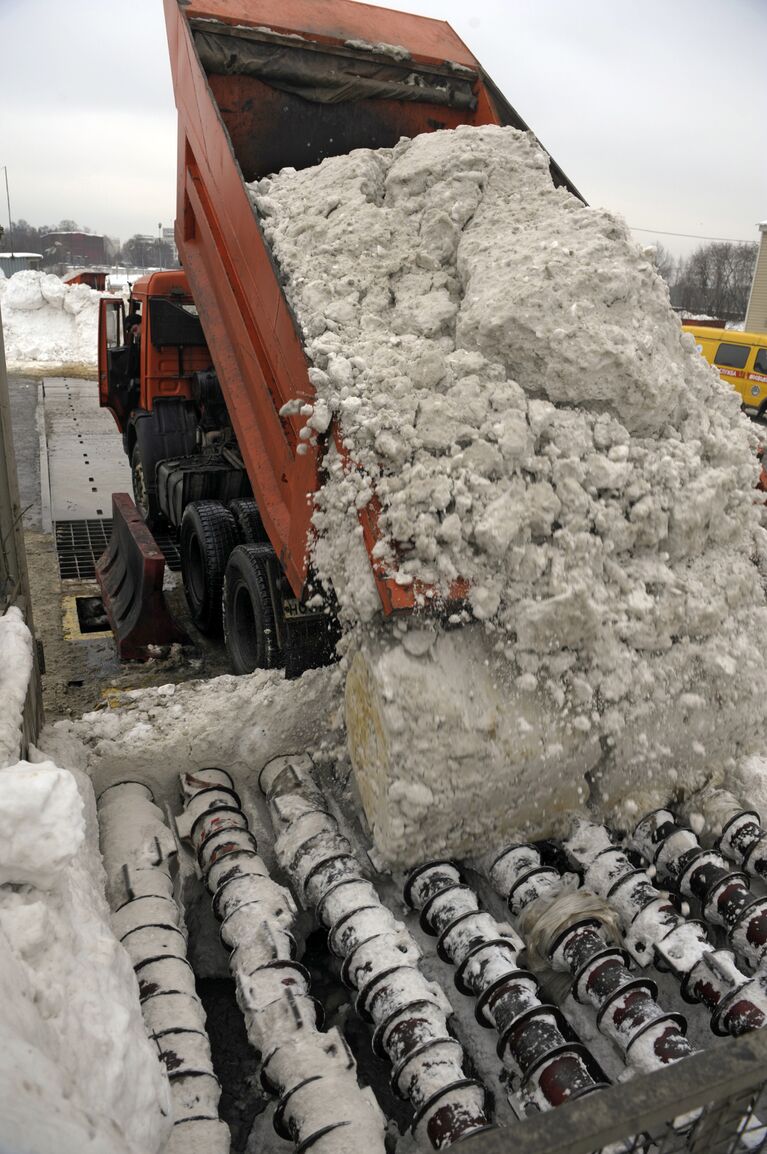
[260,754,490,1149]
[97,781,229,1153]
[405,859,610,1113]
[565,820,767,1038]
[178,766,386,1154]
[633,809,767,972]
[488,845,694,1074]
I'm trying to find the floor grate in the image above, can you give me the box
[55,519,112,581]
[153,528,182,572]
[55,520,182,581]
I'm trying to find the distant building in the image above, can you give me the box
[745,222,767,334]
[162,226,178,264]
[0,252,43,276]
[43,231,115,266]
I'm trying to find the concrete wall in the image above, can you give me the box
[0,312,43,751]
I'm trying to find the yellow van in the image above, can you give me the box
[683,326,767,414]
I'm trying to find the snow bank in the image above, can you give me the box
[0,605,34,767]
[0,270,100,372]
[0,618,172,1154]
[0,762,83,888]
[250,125,767,839]
[0,756,172,1154]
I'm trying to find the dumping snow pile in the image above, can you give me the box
[250,124,767,857]
[0,758,172,1154]
[0,270,100,372]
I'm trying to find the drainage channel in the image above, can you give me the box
[42,378,181,582]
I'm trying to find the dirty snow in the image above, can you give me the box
[0,269,100,372]
[0,754,172,1154]
[41,664,345,806]
[250,124,767,858]
[0,605,34,767]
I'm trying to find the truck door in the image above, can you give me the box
[98,297,138,430]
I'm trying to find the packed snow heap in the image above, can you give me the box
[0,269,100,372]
[0,610,171,1154]
[250,124,767,860]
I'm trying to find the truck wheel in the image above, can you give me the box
[223,545,282,674]
[229,498,269,545]
[180,500,238,634]
[131,445,160,526]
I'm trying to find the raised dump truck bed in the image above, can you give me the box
[163,0,582,611]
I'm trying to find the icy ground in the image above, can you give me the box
[250,124,767,845]
[0,269,100,372]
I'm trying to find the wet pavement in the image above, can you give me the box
[8,373,229,721]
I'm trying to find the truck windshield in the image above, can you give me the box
[149,297,207,348]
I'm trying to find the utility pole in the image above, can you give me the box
[157,222,162,269]
[2,167,15,256]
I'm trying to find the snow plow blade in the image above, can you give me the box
[96,493,187,661]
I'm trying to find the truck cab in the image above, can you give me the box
[98,271,229,523]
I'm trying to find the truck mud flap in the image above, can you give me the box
[97,493,188,660]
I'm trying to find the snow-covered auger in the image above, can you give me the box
[97,780,228,1153]
[633,810,767,973]
[565,819,767,1037]
[260,755,491,1149]
[177,767,387,1154]
[404,861,613,1111]
[486,845,696,1074]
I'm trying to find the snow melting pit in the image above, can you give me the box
[14,636,767,1154]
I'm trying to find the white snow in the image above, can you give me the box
[0,605,34,767]
[0,762,84,889]
[0,755,172,1154]
[0,269,101,372]
[41,664,344,806]
[250,124,767,851]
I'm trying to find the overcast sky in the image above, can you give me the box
[2,0,765,258]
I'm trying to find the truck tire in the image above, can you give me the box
[131,445,161,526]
[228,498,269,545]
[180,500,238,634]
[223,545,282,674]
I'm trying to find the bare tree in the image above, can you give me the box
[672,241,757,321]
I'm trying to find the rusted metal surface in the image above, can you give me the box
[96,492,187,659]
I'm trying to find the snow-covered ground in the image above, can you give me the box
[0,269,101,372]
[0,608,171,1154]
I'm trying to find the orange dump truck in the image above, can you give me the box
[98,0,580,674]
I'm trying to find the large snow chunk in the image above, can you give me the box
[0,761,84,888]
[345,626,601,864]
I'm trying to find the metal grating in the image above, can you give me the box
[55,519,181,581]
[152,527,181,572]
[469,1030,767,1154]
[54,519,111,581]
